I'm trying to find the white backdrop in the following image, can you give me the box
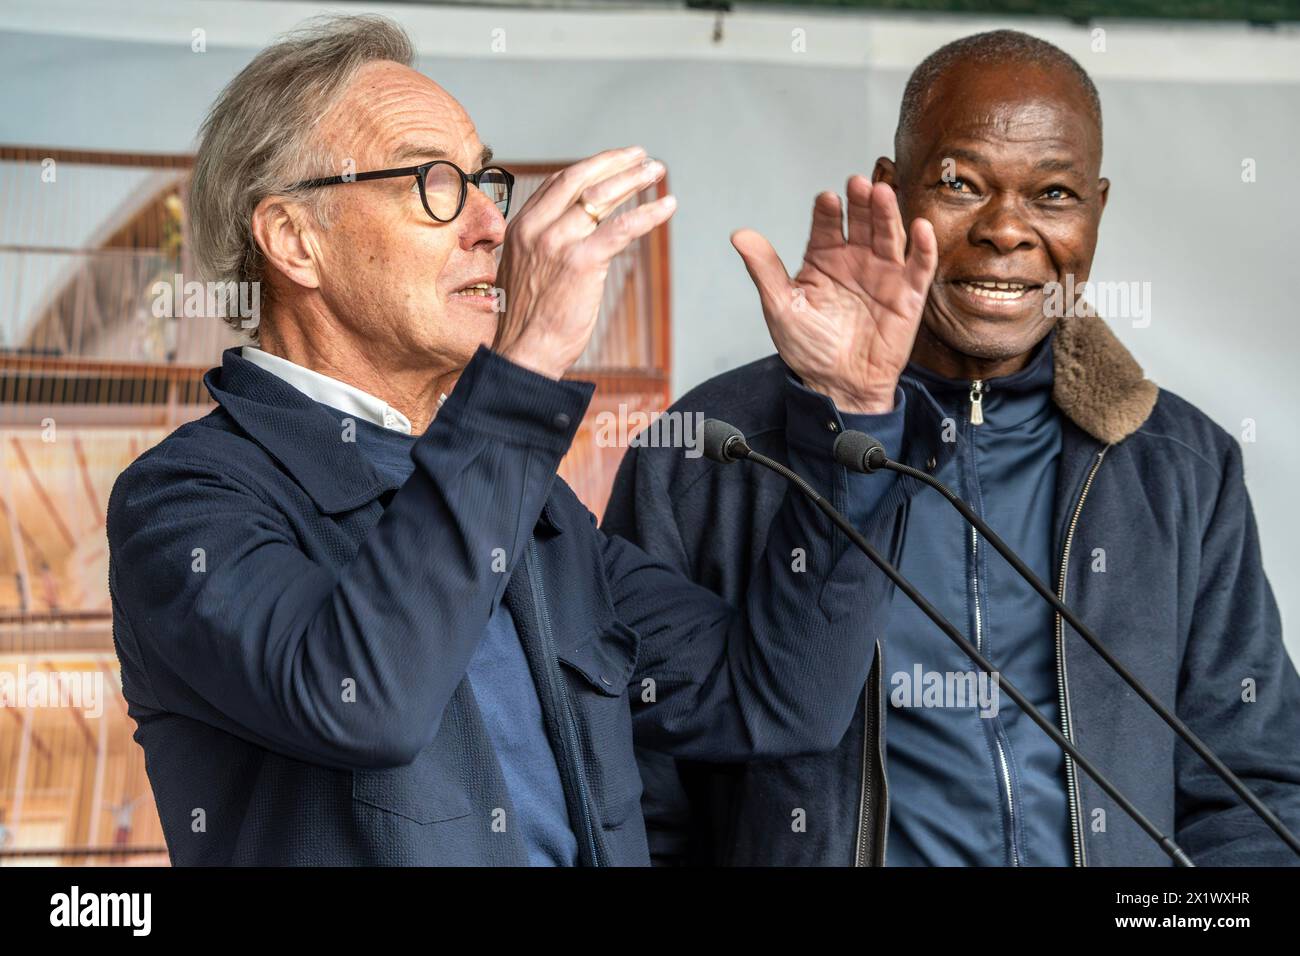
[2,0,1298,662]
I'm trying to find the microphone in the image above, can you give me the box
[834,428,1300,860]
[702,418,750,464]
[832,429,887,474]
[706,419,1195,866]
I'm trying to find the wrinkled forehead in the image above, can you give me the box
[317,60,487,171]
[908,64,1101,172]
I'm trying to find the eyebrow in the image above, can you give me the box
[1034,157,1079,173]
[390,143,495,168]
[942,147,987,167]
[940,147,1079,174]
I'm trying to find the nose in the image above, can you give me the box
[458,185,507,252]
[968,192,1038,255]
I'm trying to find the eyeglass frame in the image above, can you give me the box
[289,160,516,223]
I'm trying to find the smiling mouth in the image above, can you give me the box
[955,279,1039,301]
[450,282,496,298]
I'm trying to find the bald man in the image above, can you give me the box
[603,29,1300,867]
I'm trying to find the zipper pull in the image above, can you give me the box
[969,380,985,426]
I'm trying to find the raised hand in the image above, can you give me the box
[732,176,938,414]
[494,146,675,380]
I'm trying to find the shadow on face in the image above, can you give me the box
[875,58,1109,380]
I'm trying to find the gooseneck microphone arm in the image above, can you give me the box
[833,428,1300,860]
[701,419,1195,867]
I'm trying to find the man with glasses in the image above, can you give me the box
[106,14,938,865]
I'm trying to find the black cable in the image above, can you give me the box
[727,433,1195,866]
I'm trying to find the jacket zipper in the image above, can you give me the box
[854,639,886,866]
[875,647,889,864]
[854,644,875,866]
[527,538,602,866]
[994,734,1020,866]
[966,392,1020,866]
[969,379,985,426]
[854,683,871,867]
[975,517,1019,865]
[1055,446,1108,868]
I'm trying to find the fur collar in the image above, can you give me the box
[1052,313,1158,444]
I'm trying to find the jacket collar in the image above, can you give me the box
[1050,312,1158,445]
[903,313,1156,447]
[204,347,386,514]
[204,347,565,531]
[904,326,1056,431]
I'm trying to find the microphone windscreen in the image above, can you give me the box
[702,419,748,463]
[834,430,885,473]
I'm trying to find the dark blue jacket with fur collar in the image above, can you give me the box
[603,314,1300,867]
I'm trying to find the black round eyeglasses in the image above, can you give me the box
[291,160,514,223]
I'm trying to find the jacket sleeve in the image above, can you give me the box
[107,346,592,772]
[1174,439,1300,865]
[604,377,908,762]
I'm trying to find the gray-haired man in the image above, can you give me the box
[107,15,939,865]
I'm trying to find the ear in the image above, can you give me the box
[872,157,896,186]
[1097,176,1110,215]
[250,195,322,292]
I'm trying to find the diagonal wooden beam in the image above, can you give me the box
[71,434,101,524]
[10,436,75,550]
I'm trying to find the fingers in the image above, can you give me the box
[807,191,845,251]
[523,146,648,222]
[584,193,678,260]
[731,228,792,316]
[845,176,875,248]
[869,182,907,263]
[555,158,666,240]
[903,217,939,294]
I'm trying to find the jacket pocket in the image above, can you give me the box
[557,619,640,696]
[351,730,474,825]
[557,620,643,828]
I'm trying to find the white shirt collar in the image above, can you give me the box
[241,346,413,435]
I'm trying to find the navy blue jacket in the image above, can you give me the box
[106,345,895,866]
[603,315,1300,866]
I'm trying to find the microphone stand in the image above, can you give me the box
[834,429,1300,860]
[703,419,1195,867]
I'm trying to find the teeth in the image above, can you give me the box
[452,282,495,297]
[959,280,1029,300]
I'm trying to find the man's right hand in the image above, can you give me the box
[494,146,676,380]
[732,178,937,414]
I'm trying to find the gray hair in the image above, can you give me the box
[895,29,1102,165]
[189,14,416,336]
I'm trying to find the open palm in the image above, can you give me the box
[733,177,937,414]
